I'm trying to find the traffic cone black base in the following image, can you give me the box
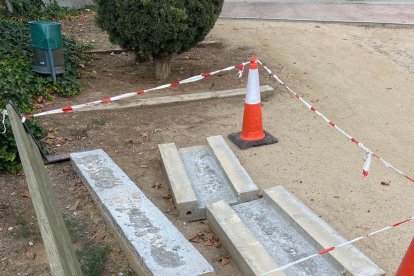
[228,130,278,150]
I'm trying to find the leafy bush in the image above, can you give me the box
[0,18,90,172]
[96,0,224,79]
[3,0,78,20]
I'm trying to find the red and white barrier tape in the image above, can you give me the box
[257,59,414,184]
[260,216,414,275]
[17,62,248,121]
[1,110,7,134]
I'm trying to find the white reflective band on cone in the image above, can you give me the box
[245,68,261,104]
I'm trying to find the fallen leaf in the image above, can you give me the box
[26,251,36,260]
[163,193,172,200]
[189,234,201,243]
[219,257,231,266]
[310,99,320,103]
[189,232,205,243]
[381,181,391,186]
[69,199,80,211]
[34,103,44,110]
[203,240,214,246]
[152,182,162,189]
[140,164,148,168]
[23,190,30,198]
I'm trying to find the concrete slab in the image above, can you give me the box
[81,85,275,113]
[159,135,259,221]
[159,143,199,220]
[206,201,284,276]
[206,186,384,275]
[71,149,214,276]
[264,186,385,275]
[206,135,258,202]
[179,145,239,211]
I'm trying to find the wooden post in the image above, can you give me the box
[6,104,83,276]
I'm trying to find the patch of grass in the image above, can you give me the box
[69,127,88,139]
[65,216,111,276]
[76,246,110,276]
[11,217,40,239]
[64,216,90,245]
[82,71,97,79]
[261,91,276,103]
[119,268,136,276]
[90,118,106,126]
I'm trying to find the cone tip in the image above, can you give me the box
[249,56,258,69]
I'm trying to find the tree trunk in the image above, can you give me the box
[154,55,172,80]
[134,50,151,63]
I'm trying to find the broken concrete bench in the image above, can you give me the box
[159,135,259,221]
[207,186,384,276]
[71,149,214,276]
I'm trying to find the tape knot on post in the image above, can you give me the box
[1,109,8,134]
[235,63,245,78]
[361,151,372,180]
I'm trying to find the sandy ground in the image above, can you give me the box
[210,20,414,273]
[1,17,414,275]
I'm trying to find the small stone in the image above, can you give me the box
[26,251,36,260]
[110,52,115,56]
[381,181,391,186]
[28,241,33,246]
[7,227,13,231]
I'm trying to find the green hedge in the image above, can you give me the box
[0,18,89,172]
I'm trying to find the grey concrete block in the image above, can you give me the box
[158,143,199,220]
[207,135,258,202]
[159,136,259,221]
[206,186,384,276]
[206,201,284,276]
[264,186,385,276]
[71,149,214,276]
[81,85,275,112]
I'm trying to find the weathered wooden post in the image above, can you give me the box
[6,104,83,276]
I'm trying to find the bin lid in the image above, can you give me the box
[29,21,62,50]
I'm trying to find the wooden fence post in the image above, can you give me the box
[6,104,83,276]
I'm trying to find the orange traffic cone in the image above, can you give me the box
[228,56,278,149]
[396,238,414,276]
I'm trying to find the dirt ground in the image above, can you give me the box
[1,12,414,276]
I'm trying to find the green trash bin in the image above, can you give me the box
[29,21,65,82]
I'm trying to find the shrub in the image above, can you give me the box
[96,0,224,79]
[0,18,89,172]
[3,0,78,20]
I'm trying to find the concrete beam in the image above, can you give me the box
[206,135,258,202]
[158,143,199,220]
[159,136,259,221]
[71,149,214,276]
[264,186,385,276]
[206,200,284,276]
